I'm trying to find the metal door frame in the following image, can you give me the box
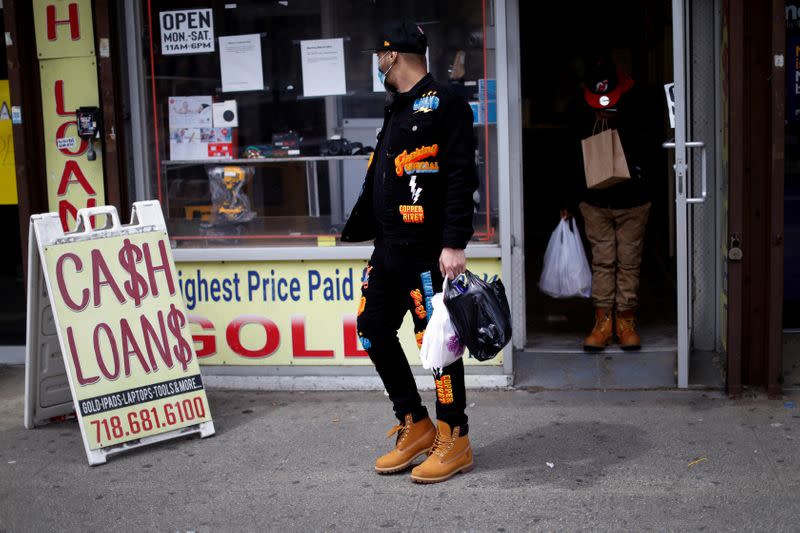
[670,0,712,388]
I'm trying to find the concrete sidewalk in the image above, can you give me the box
[1,364,799,532]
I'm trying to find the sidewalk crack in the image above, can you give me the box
[405,492,424,532]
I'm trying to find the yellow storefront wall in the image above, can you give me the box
[180,258,504,366]
[0,81,18,205]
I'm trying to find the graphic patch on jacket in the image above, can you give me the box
[361,264,372,290]
[415,329,426,348]
[399,205,424,224]
[420,271,435,321]
[394,144,438,176]
[409,176,423,203]
[435,374,454,404]
[410,288,428,320]
[402,161,438,175]
[413,91,440,114]
[358,333,371,350]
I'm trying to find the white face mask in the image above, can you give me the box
[377,52,394,87]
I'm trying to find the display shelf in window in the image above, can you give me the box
[162,155,370,166]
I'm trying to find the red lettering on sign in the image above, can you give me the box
[46,3,80,41]
[53,77,98,231]
[90,248,125,307]
[55,252,89,311]
[57,160,96,196]
[291,316,334,357]
[120,317,150,376]
[54,80,74,117]
[343,315,368,357]
[226,315,280,358]
[189,315,216,358]
[66,325,99,385]
[58,197,97,232]
[93,322,120,380]
[143,240,176,297]
[141,311,174,369]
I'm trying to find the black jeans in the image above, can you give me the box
[356,241,468,431]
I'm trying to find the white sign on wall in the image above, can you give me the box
[300,38,347,97]
[664,83,676,129]
[219,34,264,92]
[160,9,215,55]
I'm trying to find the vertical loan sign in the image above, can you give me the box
[28,202,213,465]
[34,0,105,231]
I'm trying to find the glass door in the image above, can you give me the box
[668,0,711,388]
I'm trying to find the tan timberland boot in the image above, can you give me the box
[410,420,473,484]
[375,414,436,474]
[583,307,613,352]
[616,309,642,351]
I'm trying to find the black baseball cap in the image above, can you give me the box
[363,19,427,55]
[583,59,635,109]
[584,60,618,95]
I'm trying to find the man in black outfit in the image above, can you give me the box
[342,19,478,484]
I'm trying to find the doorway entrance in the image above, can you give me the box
[0,3,24,351]
[783,0,800,389]
[518,1,676,358]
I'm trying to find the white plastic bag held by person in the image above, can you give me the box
[419,280,465,372]
[538,218,592,299]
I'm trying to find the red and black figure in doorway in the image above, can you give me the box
[562,57,653,352]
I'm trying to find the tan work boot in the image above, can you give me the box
[616,309,642,351]
[375,414,436,474]
[583,307,613,352]
[410,420,473,484]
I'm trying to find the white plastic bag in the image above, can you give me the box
[538,218,592,299]
[419,280,465,372]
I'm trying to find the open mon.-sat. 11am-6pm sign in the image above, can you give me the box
[24,201,214,465]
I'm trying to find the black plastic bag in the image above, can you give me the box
[443,270,512,362]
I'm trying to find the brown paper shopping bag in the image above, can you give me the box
[581,123,631,189]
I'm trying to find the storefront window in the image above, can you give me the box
[139,0,499,248]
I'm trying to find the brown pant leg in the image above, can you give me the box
[613,203,651,311]
[579,202,616,308]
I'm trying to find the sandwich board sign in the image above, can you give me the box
[24,201,214,465]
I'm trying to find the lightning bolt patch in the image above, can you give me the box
[409,176,422,203]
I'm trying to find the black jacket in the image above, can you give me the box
[563,86,653,211]
[342,74,478,250]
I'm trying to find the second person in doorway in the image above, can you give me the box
[562,57,653,352]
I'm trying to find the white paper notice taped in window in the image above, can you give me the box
[219,34,264,93]
[300,38,347,98]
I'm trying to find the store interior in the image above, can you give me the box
[0,4,24,346]
[142,0,498,247]
[518,0,677,353]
